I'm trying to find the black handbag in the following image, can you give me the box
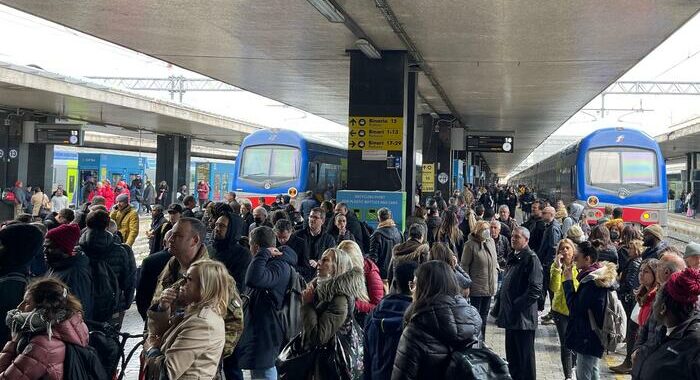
[315,318,364,380]
[276,333,317,380]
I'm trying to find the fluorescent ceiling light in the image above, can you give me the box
[306,0,345,23]
[355,39,382,59]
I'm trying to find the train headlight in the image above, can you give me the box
[641,211,658,223]
[587,196,599,207]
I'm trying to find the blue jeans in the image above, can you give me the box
[250,367,277,380]
[576,353,600,380]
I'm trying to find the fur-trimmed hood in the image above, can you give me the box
[314,266,366,304]
[580,261,618,289]
[392,241,430,267]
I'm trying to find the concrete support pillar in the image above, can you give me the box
[156,135,191,204]
[346,51,411,192]
[21,143,54,195]
[404,71,418,212]
[421,114,452,198]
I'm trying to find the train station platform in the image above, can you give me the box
[668,212,700,244]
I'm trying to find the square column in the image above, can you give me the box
[156,135,191,204]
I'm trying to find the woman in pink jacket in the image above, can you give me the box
[338,240,384,319]
[100,179,115,210]
[0,277,90,380]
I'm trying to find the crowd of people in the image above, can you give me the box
[0,181,699,380]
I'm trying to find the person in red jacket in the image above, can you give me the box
[0,277,90,380]
[100,179,115,210]
[197,180,210,207]
[338,240,384,321]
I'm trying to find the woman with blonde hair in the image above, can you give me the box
[144,259,233,380]
[549,238,579,380]
[460,220,498,341]
[337,240,383,320]
[298,248,365,378]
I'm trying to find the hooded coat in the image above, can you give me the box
[369,220,404,280]
[46,253,94,322]
[76,229,136,315]
[0,313,89,380]
[237,246,298,369]
[563,261,617,358]
[391,295,482,380]
[388,240,429,286]
[209,216,252,294]
[363,292,412,380]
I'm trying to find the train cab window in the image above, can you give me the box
[587,148,657,192]
[240,145,300,181]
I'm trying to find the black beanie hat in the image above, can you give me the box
[0,224,44,268]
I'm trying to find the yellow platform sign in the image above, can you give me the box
[348,116,403,150]
[422,163,435,193]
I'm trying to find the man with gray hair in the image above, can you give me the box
[494,226,543,380]
[490,220,512,270]
[496,204,519,240]
[248,205,272,234]
[369,208,404,281]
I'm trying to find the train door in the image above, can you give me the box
[78,169,98,203]
[66,163,78,206]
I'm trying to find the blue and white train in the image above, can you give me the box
[510,127,667,227]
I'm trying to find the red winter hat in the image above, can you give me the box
[664,268,700,305]
[45,223,81,256]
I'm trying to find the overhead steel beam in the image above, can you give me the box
[86,75,241,102]
[605,81,700,95]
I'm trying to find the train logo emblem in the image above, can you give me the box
[616,135,624,143]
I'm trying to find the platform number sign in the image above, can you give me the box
[8,149,18,159]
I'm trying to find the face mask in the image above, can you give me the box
[254,217,264,224]
[481,230,490,240]
[610,231,620,241]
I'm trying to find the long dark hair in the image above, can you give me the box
[404,261,459,324]
[25,277,83,321]
[590,224,613,248]
[437,210,462,243]
[620,225,642,247]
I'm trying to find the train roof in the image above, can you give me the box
[241,128,345,150]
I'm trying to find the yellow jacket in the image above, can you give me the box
[110,206,139,246]
[549,261,579,316]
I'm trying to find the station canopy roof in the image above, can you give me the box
[1,1,699,175]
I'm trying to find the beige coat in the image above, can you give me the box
[148,306,225,380]
[30,192,49,217]
[460,235,499,297]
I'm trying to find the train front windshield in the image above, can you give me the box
[240,145,300,181]
[587,147,658,192]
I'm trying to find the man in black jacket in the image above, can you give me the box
[76,209,136,326]
[209,210,252,293]
[292,207,335,268]
[522,200,546,258]
[537,206,562,316]
[274,219,315,282]
[495,226,543,380]
[236,226,297,379]
[369,208,404,281]
[136,230,173,321]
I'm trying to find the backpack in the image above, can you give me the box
[63,341,110,380]
[444,345,512,380]
[3,190,16,203]
[90,258,121,323]
[588,289,627,353]
[273,266,306,345]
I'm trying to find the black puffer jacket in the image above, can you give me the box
[392,295,481,380]
[47,253,94,321]
[369,221,404,280]
[209,212,252,293]
[637,315,700,380]
[76,228,136,313]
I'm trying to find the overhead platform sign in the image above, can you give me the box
[467,135,513,153]
[348,116,403,151]
[35,124,84,146]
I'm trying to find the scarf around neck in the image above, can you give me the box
[5,308,68,341]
